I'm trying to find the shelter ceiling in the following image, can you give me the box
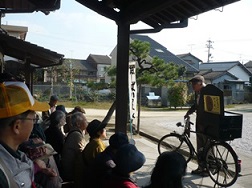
[0,0,60,14]
[76,0,240,33]
[0,33,64,68]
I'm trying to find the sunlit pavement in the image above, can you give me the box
[67,104,252,188]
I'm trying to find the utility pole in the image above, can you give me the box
[206,40,214,63]
[188,44,195,53]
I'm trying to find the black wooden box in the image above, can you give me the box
[205,111,243,141]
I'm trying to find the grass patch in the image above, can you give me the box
[58,101,113,109]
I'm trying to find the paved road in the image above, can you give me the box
[67,104,252,187]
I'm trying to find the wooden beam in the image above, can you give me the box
[115,21,130,133]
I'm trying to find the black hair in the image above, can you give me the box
[49,110,65,128]
[147,151,187,188]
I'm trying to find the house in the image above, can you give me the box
[177,53,203,70]
[244,61,252,74]
[130,35,199,77]
[199,61,251,85]
[64,59,97,84]
[199,61,252,104]
[86,54,111,83]
[110,34,199,106]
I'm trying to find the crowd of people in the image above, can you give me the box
[0,73,190,188]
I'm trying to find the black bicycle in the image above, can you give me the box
[157,116,239,187]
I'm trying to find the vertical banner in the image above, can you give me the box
[128,61,137,124]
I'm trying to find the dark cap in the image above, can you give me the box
[115,144,145,175]
[50,95,59,101]
[86,119,106,137]
[56,105,67,114]
[189,75,205,83]
[73,106,85,114]
[109,132,129,149]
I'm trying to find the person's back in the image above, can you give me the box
[64,106,85,134]
[61,112,87,181]
[144,151,187,188]
[93,132,129,188]
[102,143,146,188]
[44,110,66,169]
[75,119,106,188]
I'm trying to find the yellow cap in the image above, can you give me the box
[0,81,50,118]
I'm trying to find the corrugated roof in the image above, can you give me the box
[130,34,199,73]
[0,32,64,68]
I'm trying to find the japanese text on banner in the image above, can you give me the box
[128,62,137,121]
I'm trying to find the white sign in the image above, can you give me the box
[128,62,137,121]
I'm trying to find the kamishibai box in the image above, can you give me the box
[197,84,242,141]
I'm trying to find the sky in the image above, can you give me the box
[2,0,252,64]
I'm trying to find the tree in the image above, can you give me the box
[168,82,188,109]
[107,39,186,134]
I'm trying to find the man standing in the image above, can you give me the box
[42,95,58,121]
[184,75,208,176]
[0,81,49,187]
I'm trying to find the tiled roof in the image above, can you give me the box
[201,71,238,80]
[130,34,198,73]
[88,54,111,65]
[244,61,252,67]
[177,53,203,62]
[64,59,96,71]
[244,61,252,73]
[200,61,252,75]
[199,61,239,71]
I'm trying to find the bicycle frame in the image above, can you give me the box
[158,116,240,187]
[176,117,214,162]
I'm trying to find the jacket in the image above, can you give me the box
[0,143,35,188]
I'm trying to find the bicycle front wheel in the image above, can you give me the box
[205,142,239,187]
[158,133,192,163]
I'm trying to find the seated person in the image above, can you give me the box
[102,143,146,188]
[0,81,49,188]
[61,112,88,181]
[82,119,107,165]
[144,151,187,188]
[92,132,129,188]
[64,106,86,134]
[75,119,107,188]
[44,110,66,169]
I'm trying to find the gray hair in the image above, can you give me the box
[71,112,86,128]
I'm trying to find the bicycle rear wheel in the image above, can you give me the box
[158,133,192,163]
[205,142,239,187]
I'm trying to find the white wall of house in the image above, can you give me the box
[228,66,251,85]
[97,64,109,80]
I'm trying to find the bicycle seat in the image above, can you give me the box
[176,122,182,127]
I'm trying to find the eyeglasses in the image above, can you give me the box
[19,118,39,123]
